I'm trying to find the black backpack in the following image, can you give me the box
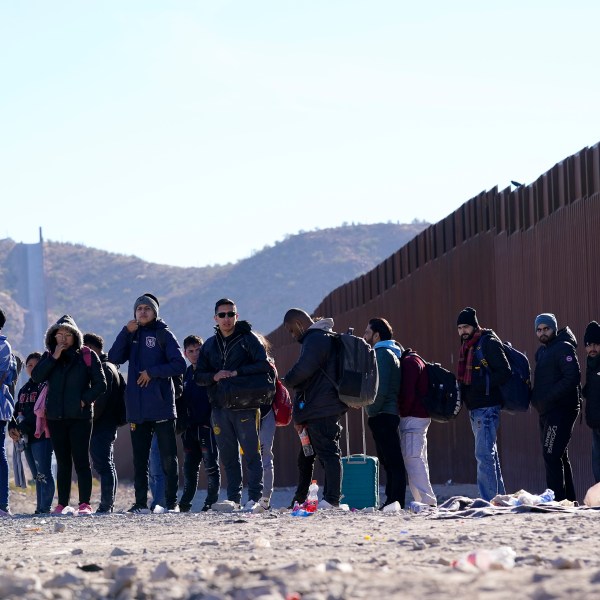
[321,330,379,408]
[401,350,462,423]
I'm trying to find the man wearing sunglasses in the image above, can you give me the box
[195,298,272,512]
[531,313,581,502]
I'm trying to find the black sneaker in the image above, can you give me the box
[96,506,113,514]
[201,503,212,512]
[179,504,192,513]
[127,504,150,514]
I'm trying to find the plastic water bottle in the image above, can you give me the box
[299,428,314,456]
[452,546,516,571]
[305,480,319,512]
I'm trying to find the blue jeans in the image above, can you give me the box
[149,433,166,509]
[24,438,55,513]
[211,406,263,503]
[259,410,276,500]
[179,425,220,509]
[469,406,505,501]
[0,421,8,509]
[89,422,119,511]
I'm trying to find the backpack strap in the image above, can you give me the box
[81,346,92,368]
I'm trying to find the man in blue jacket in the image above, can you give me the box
[108,294,186,513]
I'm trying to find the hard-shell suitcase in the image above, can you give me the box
[341,410,379,509]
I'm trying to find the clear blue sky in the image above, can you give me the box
[2,1,598,268]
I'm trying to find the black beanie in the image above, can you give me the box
[457,307,479,328]
[584,321,600,345]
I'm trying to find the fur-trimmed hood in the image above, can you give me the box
[44,314,83,352]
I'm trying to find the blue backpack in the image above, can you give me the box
[475,337,531,413]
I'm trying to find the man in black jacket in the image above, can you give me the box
[195,299,271,512]
[582,321,600,483]
[282,308,347,509]
[85,333,125,513]
[531,313,581,501]
[456,307,511,501]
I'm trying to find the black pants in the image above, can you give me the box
[130,420,179,509]
[304,416,343,505]
[368,413,406,507]
[48,418,93,507]
[538,406,579,501]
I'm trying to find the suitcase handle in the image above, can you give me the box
[344,407,367,457]
[345,454,368,464]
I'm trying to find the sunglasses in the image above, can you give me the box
[216,311,237,318]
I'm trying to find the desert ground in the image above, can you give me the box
[2,480,600,600]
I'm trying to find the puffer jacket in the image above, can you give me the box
[366,341,401,418]
[582,355,600,428]
[283,319,347,423]
[32,315,106,420]
[461,329,511,411]
[194,320,271,404]
[108,318,186,423]
[532,326,581,416]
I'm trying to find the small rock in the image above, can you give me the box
[54,522,66,533]
[551,557,584,570]
[150,561,177,581]
[110,547,130,557]
[71,549,84,556]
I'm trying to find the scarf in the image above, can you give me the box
[457,330,482,385]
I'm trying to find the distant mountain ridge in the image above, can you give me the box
[0,222,427,354]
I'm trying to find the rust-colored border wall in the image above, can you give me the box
[269,143,600,500]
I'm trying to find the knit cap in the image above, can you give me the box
[584,321,600,345]
[535,313,557,332]
[134,294,159,318]
[456,307,479,328]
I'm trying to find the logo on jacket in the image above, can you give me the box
[565,356,573,362]
[146,337,156,348]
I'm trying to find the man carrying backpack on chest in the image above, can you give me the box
[108,294,186,513]
[456,307,511,501]
[194,298,271,512]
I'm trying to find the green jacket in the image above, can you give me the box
[366,346,400,417]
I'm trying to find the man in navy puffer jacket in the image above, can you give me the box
[108,294,186,513]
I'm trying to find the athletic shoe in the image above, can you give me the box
[152,505,166,514]
[167,505,180,513]
[127,504,150,514]
[95,506,113,514]
[259,497,271,510]
[51,504,66,515]
[201,503,212,512]
[320,500,350,511]
[243,500,261,513]
[77,503,93,516]
[179,504,192,513]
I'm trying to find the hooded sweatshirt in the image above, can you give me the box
[31,315,107,420]
[366,340,403,417]
[284,318,347,423]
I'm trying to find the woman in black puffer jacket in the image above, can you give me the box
[32,315,106,515]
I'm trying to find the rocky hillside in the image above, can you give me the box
[0,222,427,355]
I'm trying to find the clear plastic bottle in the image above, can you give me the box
[453,546,516,571]
[298,428,314,456]
[305,480,319,512]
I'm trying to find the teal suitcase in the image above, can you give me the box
[341,453,379,509]
[340,410,380,509]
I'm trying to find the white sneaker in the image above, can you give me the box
[212,500,240,513]
[320,500,349,511]
[167,505,180,513]
[243,500,261,513]
[152,505,167,514]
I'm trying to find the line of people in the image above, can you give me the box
[2,299,600,516]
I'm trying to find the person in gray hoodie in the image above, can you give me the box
[282,309,347,508]
[363,317,406,509]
